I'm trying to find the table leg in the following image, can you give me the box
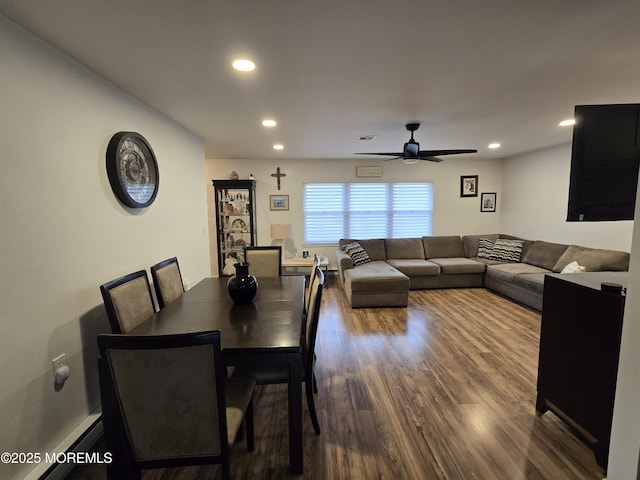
[287,353,303,475]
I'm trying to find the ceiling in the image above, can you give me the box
[2,0,640,161]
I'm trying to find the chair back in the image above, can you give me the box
[304,267,324,370]
[100,270,155,334]
[150,257,185,309]
[304,254,322,315]
[244,246,282,278]
[97,331,229,466]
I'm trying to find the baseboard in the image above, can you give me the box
[22,414,103,480]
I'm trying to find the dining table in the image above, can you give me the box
[106,275,306,475]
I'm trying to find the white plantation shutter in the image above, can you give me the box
[303,182,433,244]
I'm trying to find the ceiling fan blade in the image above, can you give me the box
[417,156,444,162]
[418,149,477,156]
[355,152,404,157]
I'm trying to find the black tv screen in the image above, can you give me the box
[567,104,640,221]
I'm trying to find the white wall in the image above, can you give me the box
[205,156,504,275]
[501,144,633,251]
[0,17,210,480]
[607,183,640,479]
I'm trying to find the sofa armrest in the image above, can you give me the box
[336,249,354,285]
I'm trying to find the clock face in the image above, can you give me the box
[106,132,159,208]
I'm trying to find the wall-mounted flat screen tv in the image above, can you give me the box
[567,104,640,222]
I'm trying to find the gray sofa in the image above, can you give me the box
[336,235,630,310]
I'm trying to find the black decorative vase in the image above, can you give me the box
[227,262,258,304]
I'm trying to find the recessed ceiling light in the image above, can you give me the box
[403,159,418,165]
[559,119,576,127]
[273,144,284,150]
[488,143,501,149]
[262,119,277,127]
[232,59,255,72]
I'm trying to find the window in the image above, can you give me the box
[303,182,433,244]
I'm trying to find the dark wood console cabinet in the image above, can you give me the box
[536,273,626,470]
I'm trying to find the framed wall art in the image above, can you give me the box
[461,175,478,197]
[481,192,497,212]
[270,194,289,211]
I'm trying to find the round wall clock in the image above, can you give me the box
[106,131,159,208]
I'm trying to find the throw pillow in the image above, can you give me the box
[477,237,495,259]
[560,260,586,273]
[342,241,371,266]
[488,239,524,263]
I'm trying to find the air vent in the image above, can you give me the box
[358,135,377,141]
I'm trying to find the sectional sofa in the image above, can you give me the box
[336,235,630,310]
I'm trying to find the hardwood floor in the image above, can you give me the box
[68,279,605,479]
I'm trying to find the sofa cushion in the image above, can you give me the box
[422,236,465,259]
[552,245,630,272]
[386,259,440,276]
[385,238,425,259]
[429,258,486,274]
[462,234,499,258]
[339,238,386,261]
[488,239,524,263]
[344,261,410,292]
[486,263,550,282]
[341,242,371,266]
[522,240,569,271]
[513,273,547,295]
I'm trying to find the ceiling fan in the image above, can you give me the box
[356,122,477,163]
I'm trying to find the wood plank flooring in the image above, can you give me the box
[68,279,605,479]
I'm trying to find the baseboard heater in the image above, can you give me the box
[24,415,103,480]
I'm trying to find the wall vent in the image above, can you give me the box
[357,135,377,141]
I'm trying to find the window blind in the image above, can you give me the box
[303,182,433,244]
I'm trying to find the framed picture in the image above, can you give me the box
[270,194,289,211]
[461,175,478,197]
[481,192,497,212]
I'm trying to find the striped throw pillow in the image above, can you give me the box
[489,239,524,263]
[342,242,371,266]
[477,238,495,259]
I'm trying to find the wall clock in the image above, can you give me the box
[106,131,159,208]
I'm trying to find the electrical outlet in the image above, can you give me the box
[52,353,66,378]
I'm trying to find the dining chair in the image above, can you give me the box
[150,257,184,309]
[97,330,255,480]
[100,270,156,334]
[304,254,322,316]
[243,246,282,278]
[233,267,324,434]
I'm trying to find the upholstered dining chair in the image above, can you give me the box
[150,257,184,309]
[304,254,322,316]
[100,270,156,334]
[97,331,255,480]
[243,246,282,278]
[233,267,324,434]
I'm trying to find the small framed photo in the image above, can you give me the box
[270,194,289,211]
[481,192,497,212]
[461,175,478,197]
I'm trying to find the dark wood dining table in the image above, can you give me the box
[126,275,306,474]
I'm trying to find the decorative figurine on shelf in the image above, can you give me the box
[229,171,239,180]
[227,262,258,304]
[223,256,237,276]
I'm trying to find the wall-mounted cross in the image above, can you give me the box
[271,167,286,190]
